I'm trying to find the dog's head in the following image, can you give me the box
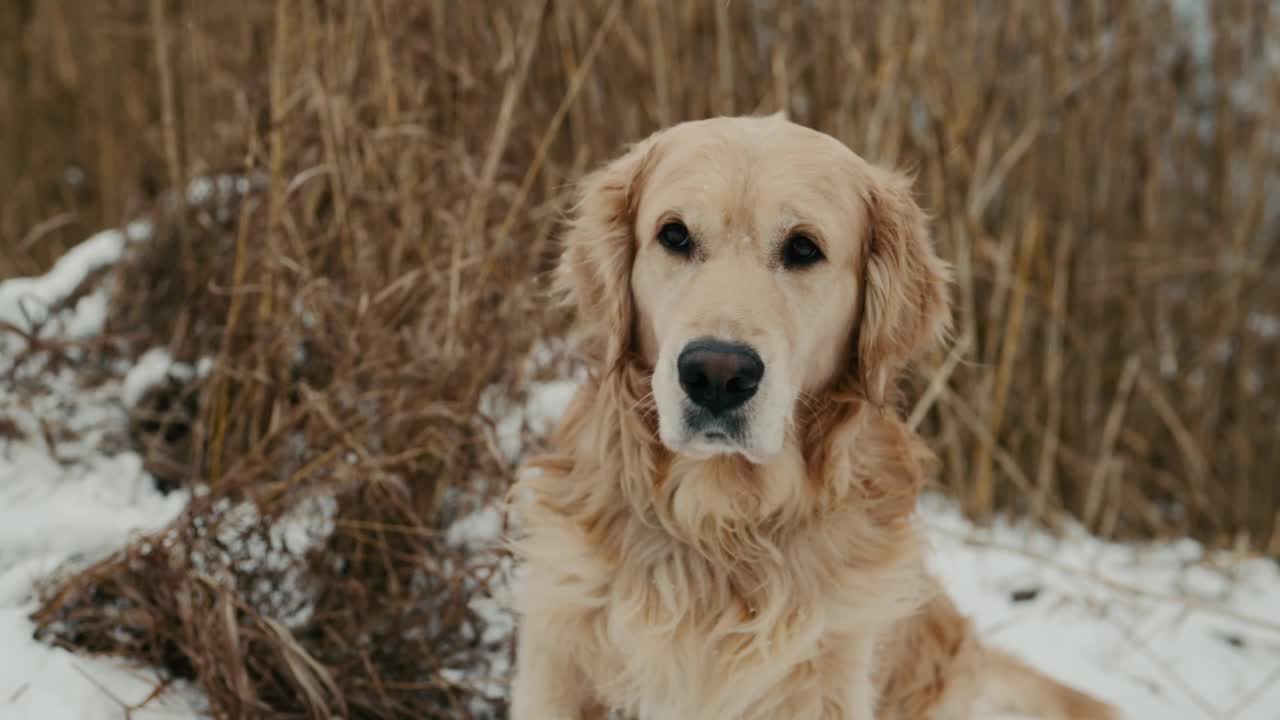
[559,114,950,465]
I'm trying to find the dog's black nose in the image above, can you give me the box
[677,340,764,415]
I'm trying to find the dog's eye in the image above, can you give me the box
[658,221,693,256]
[782,233,824,268]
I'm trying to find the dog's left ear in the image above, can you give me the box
[856,166,953,405]
[556,135,661,369]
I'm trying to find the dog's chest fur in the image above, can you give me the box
[511,383,937,719]
[516,467,928,720]
[588,525,861,719]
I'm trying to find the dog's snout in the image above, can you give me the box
[677,340,764,415]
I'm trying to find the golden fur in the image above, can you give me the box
[507,115,1119,720]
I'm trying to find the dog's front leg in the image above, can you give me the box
[510,618,599,720]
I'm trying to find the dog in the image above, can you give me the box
[507,114,1119,720]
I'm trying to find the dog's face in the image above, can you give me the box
[629,122,868,463]
[561,115,950,465]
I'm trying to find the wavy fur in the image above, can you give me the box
[508,115,1119,720]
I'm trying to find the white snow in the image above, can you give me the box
[0,233,204,719]
[0,613,205,719]
[1248,312,1280,341]
[122,348,177,408]
[183,172,261,209]
[118,346,210,411]
[0,229,125,339]
[447,504,506,551]
[924,498,1280,720]
[1169,0,1213,65]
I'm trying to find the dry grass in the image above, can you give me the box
[3,1,1279,717]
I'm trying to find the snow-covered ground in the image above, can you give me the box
[4,232,1280,720]
[925,500,1280,720]
[0,229,205,719]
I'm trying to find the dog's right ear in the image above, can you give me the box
[556,135,661,369]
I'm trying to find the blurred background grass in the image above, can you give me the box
[4,1,1280,716]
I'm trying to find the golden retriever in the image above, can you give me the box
[507,114,1119,720]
